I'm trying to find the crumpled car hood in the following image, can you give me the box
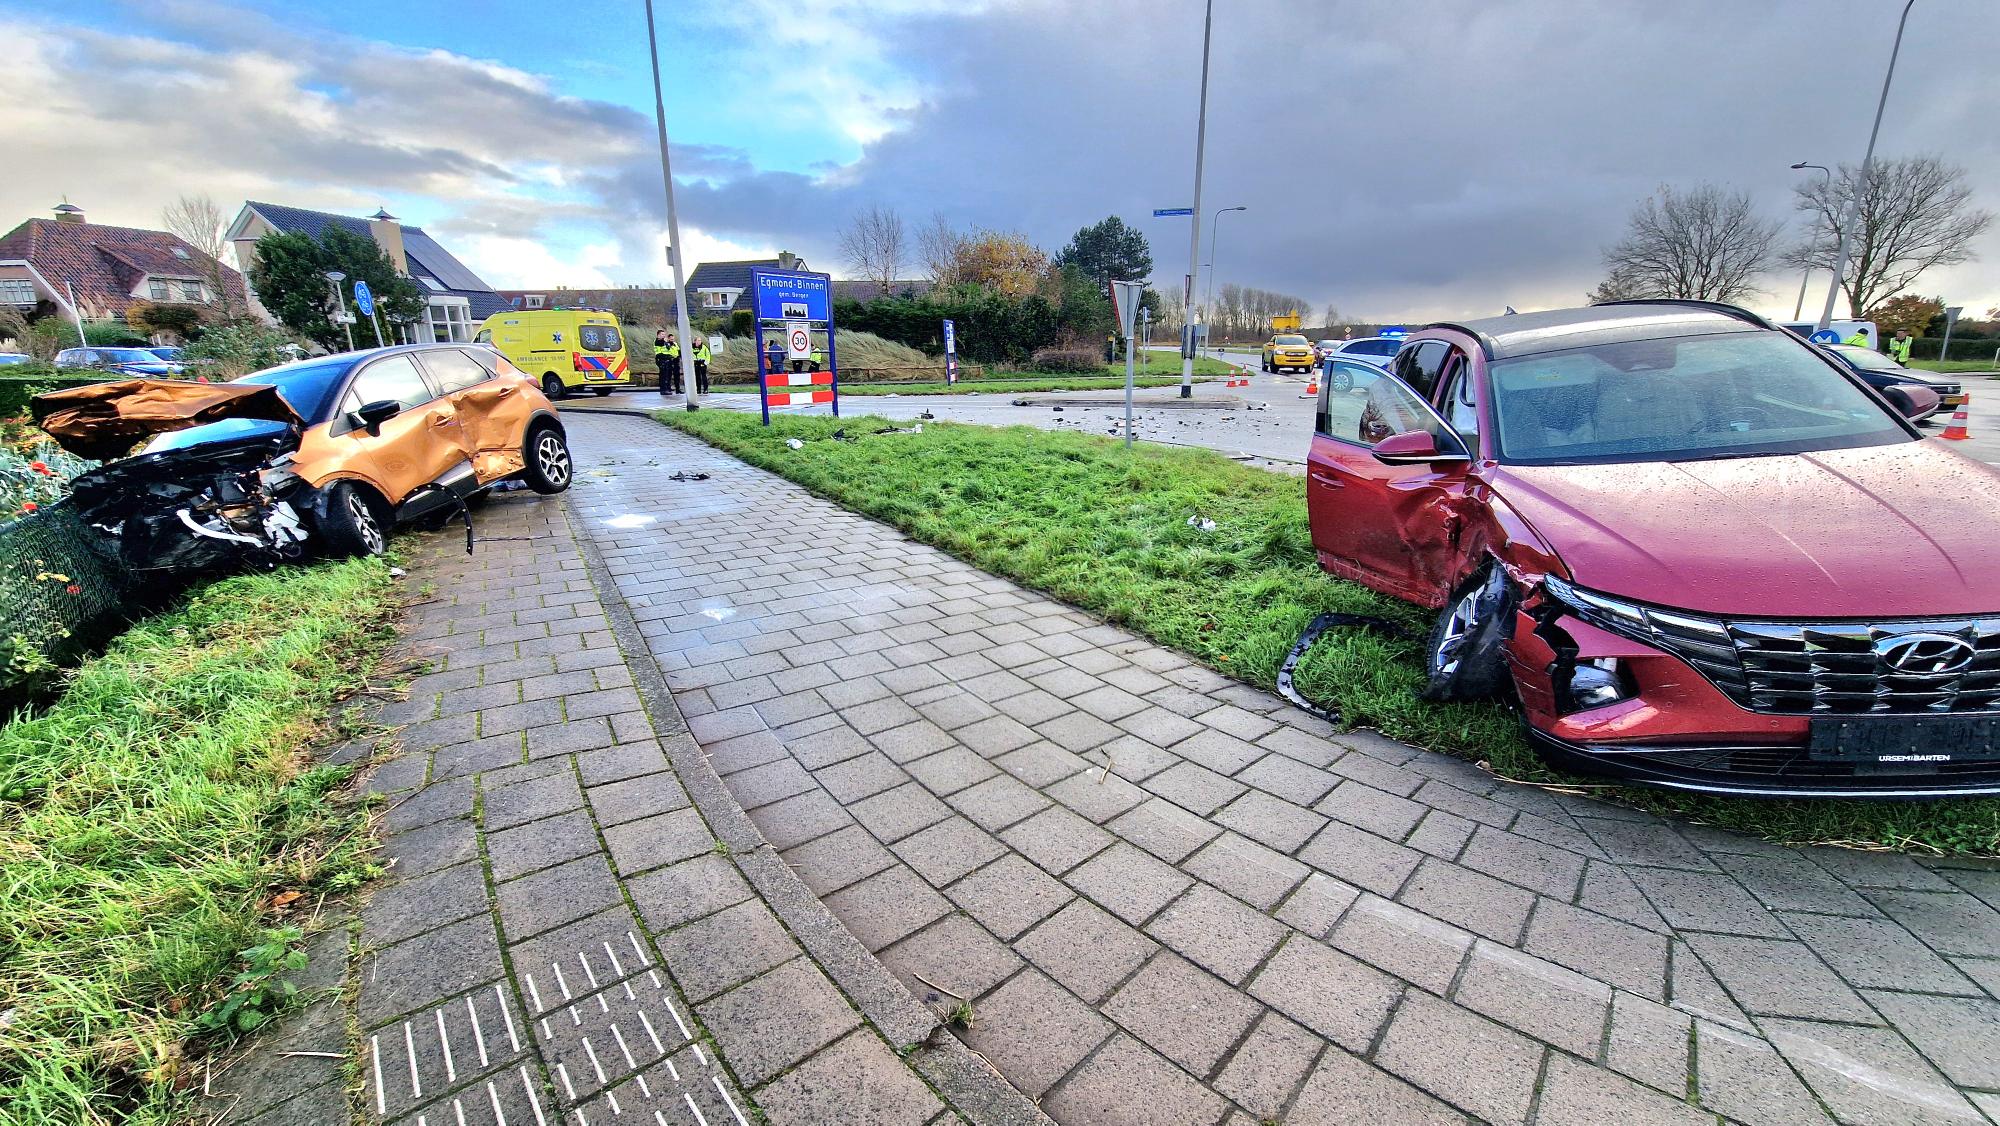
[31,378,303,461]
[1492,441,2000,618]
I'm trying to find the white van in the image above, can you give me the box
[1780,319,1877,348]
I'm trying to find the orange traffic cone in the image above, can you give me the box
[1305,379,1319,394]
[1940,395,1971,440]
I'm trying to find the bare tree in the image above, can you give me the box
[916,212,963,288]
[836,206,907,290]
[1784,156,1994,317]
[160,193,236,315]
[1586,262,1652,304]
[1598,184,1779,304]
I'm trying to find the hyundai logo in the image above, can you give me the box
[1876,633,1976,676]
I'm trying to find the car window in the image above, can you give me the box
[1437,354,1479,445]
[344,355,435,412]
[421,347,493,395]
[1348,339,1396,357]
[1273,334,1309,347]
[1489,330,1910,465]
[1393,340,1450,397]
[579,324,623,352]
[1318,365,1465,452]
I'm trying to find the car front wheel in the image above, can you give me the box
[316,481,388,558]
[1419,567,1515,702]
[523,424,573,494]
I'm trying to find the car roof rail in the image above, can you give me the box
[1418,322,1500,360]
[1590,298,1775,330]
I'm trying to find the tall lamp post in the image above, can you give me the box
[644,0,699,410]
[1817,0,1919,333]
[1202,205,1247,356]
[324,270,354,352]
[1788,163,1830,322]
[1177,0,1215,399]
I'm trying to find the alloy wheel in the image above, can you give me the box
[536,432,572,487]
[347,491,384,554]
[1433,587,1482,677]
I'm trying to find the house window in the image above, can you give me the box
[148,279,169,301]
[426,299,473,343]
[526,295,545,309]
[178,280,204,302]
[0,279,33,305]
[701,290,728,309]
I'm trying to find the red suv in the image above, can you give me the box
[1307,300,2000,797]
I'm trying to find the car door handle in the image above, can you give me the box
[1309,469,1343,487]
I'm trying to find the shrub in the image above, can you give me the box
[1029,347,1102,374]
[0,376,115,418]
[183,323,298,379]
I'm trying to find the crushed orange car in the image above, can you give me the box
[31,344,572,573]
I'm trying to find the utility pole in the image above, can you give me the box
[325,270,355,352]
[1178,0,1214,399]
[1817,0,1918,332]
[1204,205,1246,359]
[645,0,699,411]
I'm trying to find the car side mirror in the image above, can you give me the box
[1372,430,1470,466]
[354,398,402,436]
[1880,384,1937,421]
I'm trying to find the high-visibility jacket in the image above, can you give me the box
[1890,336,1913,363]
[692,342,711,363]
[1844,332,1870,348]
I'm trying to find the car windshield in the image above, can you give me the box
[1274,335,1308,346]
[102,349,160,362]
[1489,330,1910,465]
[149,347,184,360]
[236,358,357,424]
[1830,344,1901,372]
[0,354,29,366]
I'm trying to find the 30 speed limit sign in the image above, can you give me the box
[786,321,812,361]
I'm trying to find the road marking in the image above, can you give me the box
[611,1023,641,1071]
[496,983,523,1052]
[607,1088,623,1116]
[582,1035,609,1084]
[437,1008,458,1082]
[467,995,491,1067]
[712,1079,748,1126]
[572,1112,590,1126]
[663,1057,681,1083]
[521,1065,550,1126]
[648,969,663,990]
[654,1112,672,1126]
[683,1093,710,1126]
[370,1035,387,1115]
[557,1062,579,1101]
[626,931,650,969]
[455,1099,468,1126]
[487,1079,509,1126]
[553,963,582,1026]
[579,950,602,990]
[404,1020,424,1098]
[636,1010,666,1054]
[605,943,636,1000]
[658,991,697,1063]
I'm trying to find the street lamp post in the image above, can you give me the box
[1817,0,1919,332]
[1788,163,1830,322]
[1177,0,1215,399]
[644,0,699,411]
[1203,205,1246,357]
[325,270,354,352]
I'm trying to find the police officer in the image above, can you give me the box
[764,336,785,379]
[1843,328,1871,349]
[662,334,683,394]
[1890,328,1914,364]
[660,330,684,396]
[692,337,712,394]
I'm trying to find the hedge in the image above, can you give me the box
[1,375,119,418]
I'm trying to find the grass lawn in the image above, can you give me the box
[659,410,2000,856]
[709,355,1241,398]
[1907,359,2000,374]
[0,557,398,1123]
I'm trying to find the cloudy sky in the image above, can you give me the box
[5,0,1997,323]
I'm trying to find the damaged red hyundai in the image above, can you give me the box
[1307,300,2000,797]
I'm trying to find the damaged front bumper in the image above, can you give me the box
[64,434,315,574]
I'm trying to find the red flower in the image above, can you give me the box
[66,584,81,595]
[30,461,52,476]
[19,502,36,513]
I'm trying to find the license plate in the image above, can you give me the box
[1809,716,2000,763]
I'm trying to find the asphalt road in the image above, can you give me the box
[599,366,2000,472]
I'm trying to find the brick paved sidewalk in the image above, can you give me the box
[553,412,2000,1126]
[203,487,1039,1126]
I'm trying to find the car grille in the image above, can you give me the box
[1643,612,2000,715]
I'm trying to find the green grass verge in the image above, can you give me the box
[0,557,398,1124]
[1907,359,2000,374]
[657,411,2000,856]
[833,374,1221,397]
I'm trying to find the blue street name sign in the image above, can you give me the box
[352,280,375,317]
[750,269,831,322]
[1152,208,1194,217]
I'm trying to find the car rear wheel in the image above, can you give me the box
[523,424,572,494]
[1328,367,1353,393]
[317,481,388,558]
[593,388,613,397]
[1420,567,1515,702]
[541,374,567,401]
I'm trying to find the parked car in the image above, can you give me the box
[1822,343,1962,422]
[1261,334,1318,373]
[1306,299,1998,797]
[55,347,183,376]
[1322,336,1403,369]
[145,346,188,364]
[1318,357,1385,394]
[1315,339,1341,360]
[0,352,31,367]
[31,343,571,574]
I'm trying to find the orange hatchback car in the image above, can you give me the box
[32,343,572,573]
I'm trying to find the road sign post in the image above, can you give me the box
[353,280,385,348]
[749,268,838,426]
[1111,280,1147,450]
[942,319,958,385]
[1940,305,1964,363]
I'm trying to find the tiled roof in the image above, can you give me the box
[494,288,678,314]
[682,259,780,296]
[0,217,248,315]
[244,201,503,314]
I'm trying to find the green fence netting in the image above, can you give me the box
[0,501,133,708]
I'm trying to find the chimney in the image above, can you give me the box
[777,251,798,271]
[368,207,408,275]
[54,202,85,225]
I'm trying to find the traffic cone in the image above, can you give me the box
[1940,395,1971,440]
[1305,378,1319,394]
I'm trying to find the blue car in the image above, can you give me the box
[0,352,31,367]
[54,347,184,376]
[1318,356,1385,394]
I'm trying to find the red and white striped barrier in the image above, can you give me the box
[764,370,835,407]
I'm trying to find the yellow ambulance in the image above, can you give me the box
[474,309,631,399]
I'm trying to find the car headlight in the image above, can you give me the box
[1539,575,1649,636]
